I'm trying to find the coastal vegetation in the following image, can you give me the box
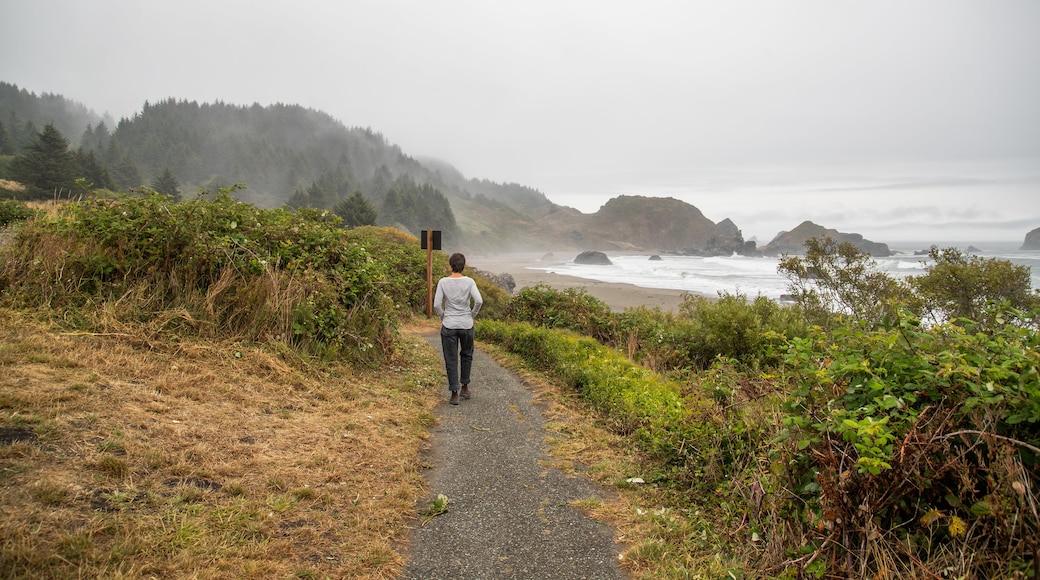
[2,83,1039,577]
[1,187,1038,578]
[482,241,1039,578]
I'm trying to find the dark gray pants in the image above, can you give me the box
[440,325,474,391]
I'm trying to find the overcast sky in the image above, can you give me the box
[3,0,1039,243]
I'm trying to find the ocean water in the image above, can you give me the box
[528,242,1040,301]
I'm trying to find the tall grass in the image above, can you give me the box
[0,191,505,362]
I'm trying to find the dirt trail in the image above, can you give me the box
[401,334,628,579]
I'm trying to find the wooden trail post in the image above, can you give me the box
[421,230,441,317]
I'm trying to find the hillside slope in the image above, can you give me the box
[4,84,750,255]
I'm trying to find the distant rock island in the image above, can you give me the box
[475,192,898,258]
[762,221,892,257]
[1022,227,1040,250]
[585,195,744,256]
[574,250,613,265]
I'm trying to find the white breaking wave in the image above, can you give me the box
[527,242,1040,300]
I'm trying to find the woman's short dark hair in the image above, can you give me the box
[449,253,466,273]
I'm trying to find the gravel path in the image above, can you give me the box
[401,334,628,580]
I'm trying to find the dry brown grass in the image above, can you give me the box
[0,180,26,194]
[0,308,444,579]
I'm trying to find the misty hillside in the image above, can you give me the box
[0,82,108,152]
[1,85,568,250]
[1,82,750,255]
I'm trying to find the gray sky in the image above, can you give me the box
[3,0,1039,243]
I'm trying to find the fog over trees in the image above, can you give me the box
[1,82,553,246]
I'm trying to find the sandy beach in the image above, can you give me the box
[468,251,692,313]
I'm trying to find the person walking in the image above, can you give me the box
[433,253,483,405]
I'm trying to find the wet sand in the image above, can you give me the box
[468,251,692,313]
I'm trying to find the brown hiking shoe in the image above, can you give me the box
[449,391,460,405]
[460,385,471,400]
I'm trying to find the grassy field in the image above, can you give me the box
[0,310,448,579]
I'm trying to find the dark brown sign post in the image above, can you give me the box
[420,230,441,316]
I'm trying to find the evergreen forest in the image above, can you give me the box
[0,81,553,248]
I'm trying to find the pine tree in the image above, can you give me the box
[108,150,143,191]
[379,188,412,231]
[332,190,377,228]
[10,123,76,199]
[285,186,309,209]
[152,167,181,201]
[74,149,114,191]
[0,119,14,155]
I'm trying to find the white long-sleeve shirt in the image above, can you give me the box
[433,275,483,329]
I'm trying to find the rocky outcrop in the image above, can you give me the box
[762,221,892,257]
[470,268,516,294]
[574,250,612,265]
[1021,227,1040,250]
[583,196,743,256]
[716,218,741,239]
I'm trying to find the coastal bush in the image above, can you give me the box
[504,284,615,340]
[348,225,442,316]
[778,237,915,330]
[671,292,806,371]
[911,246,1038,329]
[0,190,400,361]
[0,198,34,227]
[772,306,1040,577]
[506,285,806,374]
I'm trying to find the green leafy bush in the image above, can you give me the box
[506,286,805,373]
[349,226,441,316]
[671,292,806,371]
[504,284,615,340]
[778,237,916,330]
[0,198,34,227]
[775,306,1040,577]
[911,246,1038,329]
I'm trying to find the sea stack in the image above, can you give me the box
[574,250,612,265]
[1021,227,1040,250]
[762,221,891,257]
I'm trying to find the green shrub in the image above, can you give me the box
[774,306,1040,577]
[608,292,807,374]
[911,246,1038,329]
[347,226,440,315]
[506,286,805,373]
[504,284,615,340]
[0,198,34,227]
[778,237,916,330]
